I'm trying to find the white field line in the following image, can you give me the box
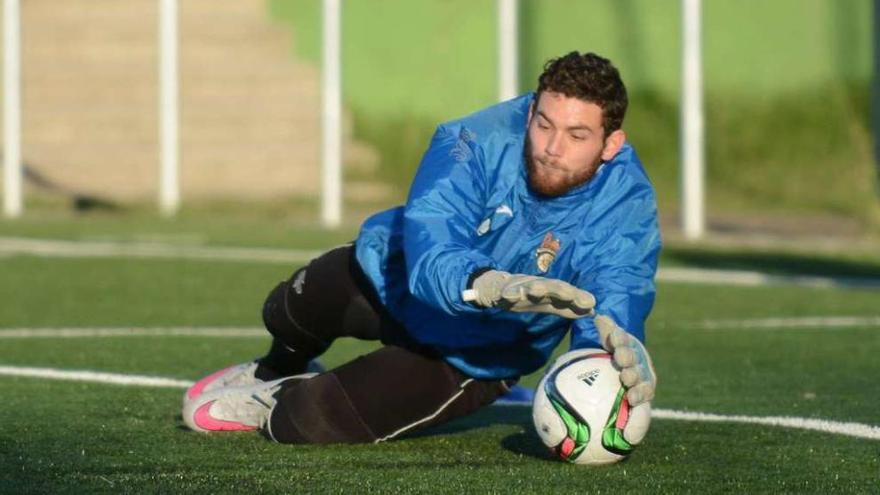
[0,366,194,388]
[651,409,880,441]
[0,327,265,338]
[0,365,877,441]
[657,267,880,290]
[3,236,880,289]
[0,236,319,264]
[2,315,879,340]
[691,315,880,330]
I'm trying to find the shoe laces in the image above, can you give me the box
[219,362,260,389]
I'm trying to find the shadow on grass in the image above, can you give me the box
[499,431,555,461]
[406,405,552,461]
[408,405,530,438]
[663,247,880,280]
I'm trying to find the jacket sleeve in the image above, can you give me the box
[403,125,498,316]
[569,182,661,349]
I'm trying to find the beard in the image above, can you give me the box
[524,136,602,198]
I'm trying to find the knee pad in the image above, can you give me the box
[267,372,375,444]
[261,269,327,356]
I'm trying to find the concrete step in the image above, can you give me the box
[6,0,382,202]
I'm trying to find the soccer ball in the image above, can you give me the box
[532,349,639,465]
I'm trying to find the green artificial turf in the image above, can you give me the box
[1,229,879,492]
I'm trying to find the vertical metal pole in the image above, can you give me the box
[498,0,518,101]
[3,0,22,218]
[321,0,342,228]
[681,0,705,240]
[159,0,180,216]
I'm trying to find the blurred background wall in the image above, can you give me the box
[3,0,877,235]
[5,0,376,203]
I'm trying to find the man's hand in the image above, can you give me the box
[593,315,656,445]
[594,315,656,406]
[464,270,596,319]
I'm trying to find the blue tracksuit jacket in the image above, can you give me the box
[354,93,661,380]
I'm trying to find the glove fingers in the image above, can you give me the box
[614,347,636,368]
[567,305,594,317]
[496,276,596,313]
[525,280,550,300]
[498,279,594,319]
[594,315,616,350]
[549,288,595,315]
[501,298,580,319]
[623,402,652,445]
[499,285,527,305]
[500,277,545,303]
[533,282,574,308]
[626,382,655,406]
[540,279,594,308]
[570,291,596,311]
[609,329,630,350]
[619,367,639,387]
[504,282,582,316]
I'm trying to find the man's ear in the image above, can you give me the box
[600,129,626,161]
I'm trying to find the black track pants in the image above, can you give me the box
[258,245,515,444]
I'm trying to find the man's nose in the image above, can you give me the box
[545,132,563,157]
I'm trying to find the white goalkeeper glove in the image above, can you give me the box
[594,314,656,406]
[594,314,656,445]
[463,270,596,319]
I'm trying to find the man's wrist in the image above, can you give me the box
[466,267,495,290]
[463,267,496,304]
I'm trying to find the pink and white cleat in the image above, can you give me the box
[184,361,261,404]
[182,373,316,433]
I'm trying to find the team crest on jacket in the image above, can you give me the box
[535,232,561,273]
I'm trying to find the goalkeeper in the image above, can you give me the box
[182,51,660,446]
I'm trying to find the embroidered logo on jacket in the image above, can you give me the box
[535,232,561,273]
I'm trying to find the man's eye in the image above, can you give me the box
[537,122,550,130]
[571,134,586,141]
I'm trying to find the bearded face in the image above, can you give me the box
[524,92,624,197]
[524,136,602,197]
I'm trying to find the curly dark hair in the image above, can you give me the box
[536,51,628,136]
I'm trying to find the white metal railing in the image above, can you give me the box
[3,0,21,218]
[158,0,180,217]
[681,0,705,240]
[321,0,342,228]
[497,0,518,102]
